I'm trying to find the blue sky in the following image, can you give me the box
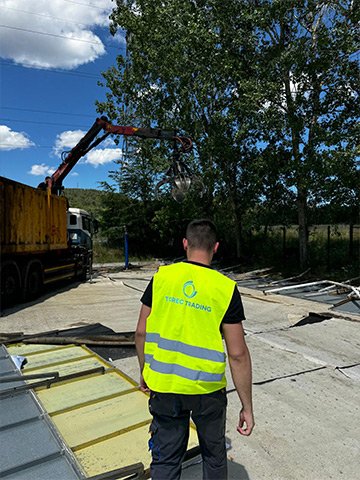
[0,0,125,190]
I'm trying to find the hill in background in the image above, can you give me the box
[64,188,105,219]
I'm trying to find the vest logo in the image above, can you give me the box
[183,280,197,299]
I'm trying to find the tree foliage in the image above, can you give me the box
[256,0,360,265]
[97,0,359,267]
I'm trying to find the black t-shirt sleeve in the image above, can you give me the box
[221,285,245,324]
[141,278,153,307]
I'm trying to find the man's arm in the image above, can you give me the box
[135,304,151,391]
[222,322,254,436]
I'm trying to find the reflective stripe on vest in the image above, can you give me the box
[143,262,236,394]
[146,332,226,363]
[144,354,224,382]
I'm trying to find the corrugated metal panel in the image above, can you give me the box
[7,343,199,477]
[0,176,68,253]
[0,345,83,480]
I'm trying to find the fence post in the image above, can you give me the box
[349,223,354,260]
[282,226,286,260]
[124,225,129,270]
[327,225,331,271]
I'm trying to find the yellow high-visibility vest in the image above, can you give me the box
[143,262,236,394]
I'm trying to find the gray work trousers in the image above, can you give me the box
[148,388,228,480]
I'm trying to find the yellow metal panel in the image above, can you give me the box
[37,371,135,414]
[52,390,152,449]
[20,345,93,371]
[7,344,110,378]
[7,343,64,356]
[75,423,199,477]
[25,357,109,379]
[6,343,200,476]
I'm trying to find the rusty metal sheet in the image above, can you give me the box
[0,176,68,253]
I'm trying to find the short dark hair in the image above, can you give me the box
[186,219,217,252]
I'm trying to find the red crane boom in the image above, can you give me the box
[45,116,193,195]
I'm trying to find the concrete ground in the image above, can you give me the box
[1,265,359,480]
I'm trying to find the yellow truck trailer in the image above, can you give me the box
[0,116,193,310]
[0,176,94,308]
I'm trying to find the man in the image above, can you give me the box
[135,219,254,480]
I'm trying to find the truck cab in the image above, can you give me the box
[67,208,95,251]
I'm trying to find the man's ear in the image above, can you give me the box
[183,238,188,251]
[213,242,219,254]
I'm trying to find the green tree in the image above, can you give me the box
[256,0,359,267]
[98,0,359,267]
[98,0,266,257]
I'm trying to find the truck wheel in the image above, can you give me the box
[0,262,21,307]
[77,261,88,281]
[24,262,43,300]
[77,252,91,281]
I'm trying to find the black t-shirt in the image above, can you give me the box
[140,261,245,324]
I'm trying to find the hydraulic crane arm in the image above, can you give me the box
[46,116,193,195]
[98,118,192,152]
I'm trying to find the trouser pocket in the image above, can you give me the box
[148,420,161,460]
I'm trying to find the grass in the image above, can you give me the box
[92,239,154,264]
[92,224,360,281]
[242,224,359,281]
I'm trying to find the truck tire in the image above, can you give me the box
[77,259,88,281]
[24,261,43,301]
[0,261,21,307]
[76,251,92,281]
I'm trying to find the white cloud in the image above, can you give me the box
[28,163,55,176]
[0,0,122,69]
[53,129,122,167]
[85,148,123,166]
[0,125,34,150]
[102,136,117,148]
[53,130,85,156]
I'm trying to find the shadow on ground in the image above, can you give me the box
[181,459,250,480]
[0,280,84,317]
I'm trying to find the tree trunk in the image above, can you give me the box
[234,213,242,258]
[231,169,243,258]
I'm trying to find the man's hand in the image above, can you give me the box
[223,323,254,436]
[237,407,255,436]
[140,373,150,393]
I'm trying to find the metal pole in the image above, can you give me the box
[264,279,360,298]
[124,225,129,270]
[349,223,354,259]
[327,225,331,271]
[264,280,329,294]
[282,226,286,262]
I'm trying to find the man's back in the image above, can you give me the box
[143,261,236,395]
[135,219,254,480]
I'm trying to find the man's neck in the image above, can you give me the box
[186,249,213,266]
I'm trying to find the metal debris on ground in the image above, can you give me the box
[0,324,135,347]
[2,343,199,479]
[232,268,360,316]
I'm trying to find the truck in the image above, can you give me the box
[0,116,193,309]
